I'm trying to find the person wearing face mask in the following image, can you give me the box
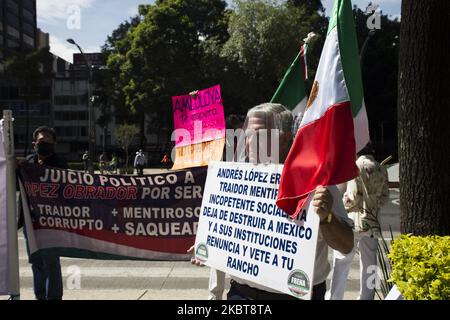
[20,126,67,300]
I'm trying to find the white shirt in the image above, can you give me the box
[231,185,354,291]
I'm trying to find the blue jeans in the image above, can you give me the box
[31,253,63,300]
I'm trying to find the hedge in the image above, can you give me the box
[389,235,449,300]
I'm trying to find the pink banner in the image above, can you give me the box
[172,85,226,147]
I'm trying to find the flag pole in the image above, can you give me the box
[3,110,20,300]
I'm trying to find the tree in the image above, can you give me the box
[398,0,450,235]
[220,0,327,112]
[116,123,139,170]
[102,5,150,55]
[4,48,53,155]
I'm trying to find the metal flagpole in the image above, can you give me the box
[3,110,20,300]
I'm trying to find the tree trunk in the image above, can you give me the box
[398,0,450,235]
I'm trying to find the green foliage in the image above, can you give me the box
[116,124,139,149]
[4,47,53,155]
[68,162,100,171]
[286,0,324,14]
[92,66,114,129]
[67,162,85,171]
[99,0,399,158]
[389,235,450,300]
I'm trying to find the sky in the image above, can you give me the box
[37,0,402,63]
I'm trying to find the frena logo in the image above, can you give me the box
[287,270,310,298]
[195,244,208,261]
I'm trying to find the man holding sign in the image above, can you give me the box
[192,103,354,300]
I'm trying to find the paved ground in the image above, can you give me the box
[1,168,401,300]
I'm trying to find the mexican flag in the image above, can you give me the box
[270,41,309,117]
[276,0,370,217]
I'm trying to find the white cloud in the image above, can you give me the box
[49,35,100,63]
[37,0,95,25]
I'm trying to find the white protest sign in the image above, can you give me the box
[194,161,320,300]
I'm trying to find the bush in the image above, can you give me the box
[389,235,450,300]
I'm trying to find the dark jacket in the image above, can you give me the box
[17,153,68,229]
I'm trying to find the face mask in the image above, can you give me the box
[35,142,55,157]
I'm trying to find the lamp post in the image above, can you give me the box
[67,39,95,174]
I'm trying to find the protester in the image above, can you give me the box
[82,150,89,172]
[190,103,354,300]
[134,149,146,175]
[19,126,67,300]
[328,143,389,300]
